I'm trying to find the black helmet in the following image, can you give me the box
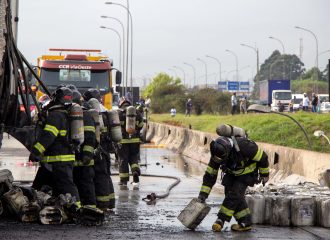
[66,84,78,91]
[118,97,131,108]
[83,88,101,102]
[53,87,73,106]
[72,90,82,104]
[210,136,232,160]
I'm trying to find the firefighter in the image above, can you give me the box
[29,87,81,207]
[117,97,144,189]
[82,89,115,211]
[71,90,97,208]
[197,132,269,232]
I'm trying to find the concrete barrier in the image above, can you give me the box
[147,122,330,183]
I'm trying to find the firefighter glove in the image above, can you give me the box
[82,156,92,165]
[260,176,269,186]
[29,153,42,162]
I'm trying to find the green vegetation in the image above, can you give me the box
[150,112,330,153]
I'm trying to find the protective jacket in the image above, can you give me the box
[118,107,144,143]
[32,106,74,162]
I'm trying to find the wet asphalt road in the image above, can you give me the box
[1,136,330,240]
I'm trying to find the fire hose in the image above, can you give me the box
[13,173,181,205]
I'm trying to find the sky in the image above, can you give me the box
[17,0,330,88]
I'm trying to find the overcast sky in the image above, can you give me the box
[18,0,330,87]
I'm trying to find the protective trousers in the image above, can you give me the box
[117,143,140,183]
[103,151,115,209]
[73,165,96,206]
[94,150,111,209]
[218,175,252,226]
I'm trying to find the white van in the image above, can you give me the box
[291,94,304,111]
[318,94,329,103]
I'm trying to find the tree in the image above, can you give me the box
[142,73,186,113]
[301,67,326,81]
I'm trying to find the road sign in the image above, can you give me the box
[228,81,239,91]
[239,81,249,91]
[218,81,227,90]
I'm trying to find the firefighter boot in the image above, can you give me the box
[212,218,224,232]
[39,206,64,225]
[132,171,140,190]
[118,181,128,190]
[231,223,252,232]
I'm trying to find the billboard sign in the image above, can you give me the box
[239,81,249,91]
[228,81,239,91]
[218,81,227,90]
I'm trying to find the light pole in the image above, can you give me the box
[241,43,260,97]
[197,58,208,88]
[295,26,319,93]
[183,62,196,88]
[205,55,222,85]
[173,66,186,85]
[101,15,126,87]
[100,26,122,71]
[269,36,286,79]
[105,2,133,96]
[225,49,239,82]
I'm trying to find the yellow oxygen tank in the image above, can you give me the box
[125,106,136,135]
[107,110,122,142]
[69,103,84,146]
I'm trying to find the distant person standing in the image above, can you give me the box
[302,93,310,111]
[185,99,192,117]
[311,93,318,113]
[240,96,247,114]
[170,107,177,117]
[231,92,238,115]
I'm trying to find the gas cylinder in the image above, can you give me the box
[69,103,84,146]
[88,98,105,129]
[126,106,136,135]
[316,197,330,227]
[89,109,101,144]
[216,124,246,138]
[107,110,122,142]
[270,196,291,226]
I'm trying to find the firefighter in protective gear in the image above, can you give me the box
[29,87,81,208]
[71,90,97,207]
[198,135,269,232]
[83,89,115,211]
[117,97,143,188]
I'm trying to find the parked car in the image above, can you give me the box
[320,102,330,113]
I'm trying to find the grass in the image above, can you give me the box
[150,112,330,153]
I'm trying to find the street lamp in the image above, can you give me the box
[100,26,122,71]
[295,26,319,93]
[197,58,208,88]
[269,36,286,79]
[205,55,222,84]
[173,66,186,85]
[101,15,126,87]
[241,43,260,97]
[225,49,239,82]
[105,2,134,95]
[183,62,196,88]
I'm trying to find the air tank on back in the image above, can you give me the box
[69,103,84,146]
[126,106,136,135]
[88,98,105,129]
[216,124,246,138]
[88,109,101,144]
[107,110,122,142]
